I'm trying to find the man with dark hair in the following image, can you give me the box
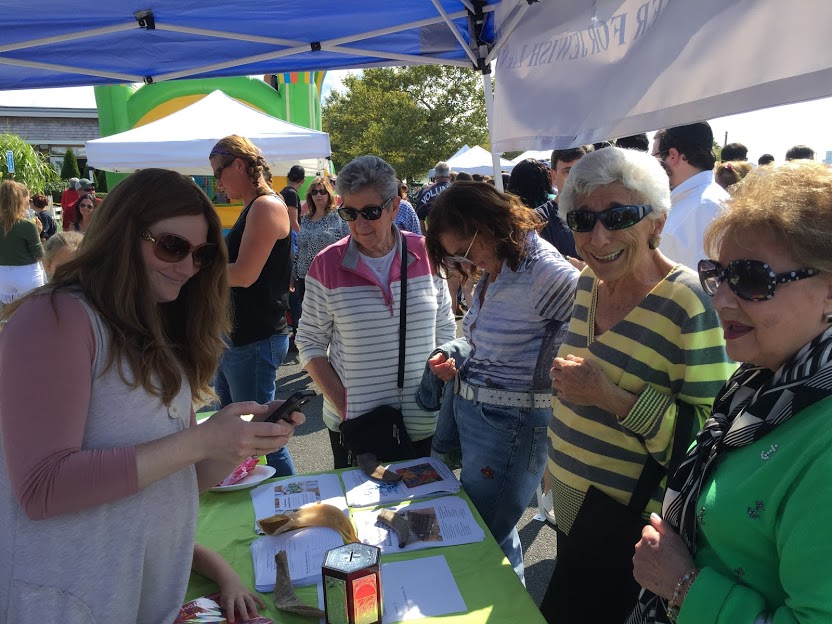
[785,144,815,161]
[533,146,594,260]
[652,121,728,270]
[280,164,306,233]
[720,142,748,161]
[615,133,649,152]
[415,161,451,230]
[758,153,775,166]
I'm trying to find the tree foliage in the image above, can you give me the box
[0,133,61,194]
[322,66,489,182]
[60,147,81,180]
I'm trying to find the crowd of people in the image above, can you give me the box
[1,124,831,624]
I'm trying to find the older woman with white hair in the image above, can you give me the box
[540,147,735,623]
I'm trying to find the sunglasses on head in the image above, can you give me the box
[337,196,395,221]
[566,204,654,232]
[698,258,819,301]
[310,188,328,196]
[141,231,218,268]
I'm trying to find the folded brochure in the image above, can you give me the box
[342,457,460,508]
[250,472,348,534]
[352,495,485,554]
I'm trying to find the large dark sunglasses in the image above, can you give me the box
[566,204,654,232]
[698,258,819,301]
[337,196,395,222]
[141,231,218,268]
[309,188,328,196]
[212,158,236,179]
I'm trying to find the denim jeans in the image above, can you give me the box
[288,277,305,331]
[453,394,550,582]
[215,333,296,476]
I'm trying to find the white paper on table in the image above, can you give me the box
[250,472,348,533]
[342,457,460,508]
[380,556,467,622]
[250,527,344,591]
[352,495,485,553]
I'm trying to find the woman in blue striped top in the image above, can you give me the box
[425,182,579,582]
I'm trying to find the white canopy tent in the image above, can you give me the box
[446,145,514,175]
[429,144,471,178]
[85,90,331,175]
[510,150,553,165]
[492,0,832,150]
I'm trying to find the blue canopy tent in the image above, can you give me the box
[0,0,536,186]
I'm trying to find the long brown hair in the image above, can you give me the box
[0,180,29,235]
[209,134,273,195]
[2,169,231,406]
[305,176,336,217]
[425,181,543,284]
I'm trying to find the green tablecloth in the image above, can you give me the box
[187,470,545,623]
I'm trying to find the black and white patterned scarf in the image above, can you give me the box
[629,327,832,624]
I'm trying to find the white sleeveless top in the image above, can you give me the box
[0,296,198,623]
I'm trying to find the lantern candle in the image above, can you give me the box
[322,543,382,624]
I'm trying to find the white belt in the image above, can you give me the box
[455,379,552,409]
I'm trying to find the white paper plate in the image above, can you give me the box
[210,465,276,492]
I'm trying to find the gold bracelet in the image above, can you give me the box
[666,568,699,622]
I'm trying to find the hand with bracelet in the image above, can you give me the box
[632,513,698,609]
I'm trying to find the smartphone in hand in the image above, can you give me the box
[264,390,316,423]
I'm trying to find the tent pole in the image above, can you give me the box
[0,56,140,82]
[481,70,503,191]
[0,23,135,53]
[430,0,479,66]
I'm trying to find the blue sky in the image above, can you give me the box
[0,70,829,164]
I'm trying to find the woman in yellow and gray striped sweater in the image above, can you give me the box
[540,147,735,624]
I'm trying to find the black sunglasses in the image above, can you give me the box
[337,196,395,222]
[698,258,819,301]
[141,231,218,268]
[212,158,236,179]
[566,204,654,232]
[309,188,328,196]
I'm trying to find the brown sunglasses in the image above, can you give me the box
[141,231,218,268]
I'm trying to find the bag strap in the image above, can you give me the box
[628,400,695,513]
[397,234,408,403]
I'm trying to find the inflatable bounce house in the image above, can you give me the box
[93,73,326,228]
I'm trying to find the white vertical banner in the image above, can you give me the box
[492,0,832,150]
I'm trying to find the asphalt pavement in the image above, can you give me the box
[277,333,557,608]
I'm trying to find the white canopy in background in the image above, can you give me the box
[429,144,471,178]
[510,150,553,165]
[85,91,331,175]
[492,0,832,150]
[446,145,514,175]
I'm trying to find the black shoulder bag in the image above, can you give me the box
[338,235,416,465]
[539,401,697,624]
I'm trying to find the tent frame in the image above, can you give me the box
[0,0,534,186]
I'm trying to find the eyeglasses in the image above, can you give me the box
[449,229,479,265]
[310,189,328,196]
[698,258,819,302]
[337,196,395,221]
[212,158,236,179]
[140,231,218,268]
[651,150,669,160]
[566,204,654,232]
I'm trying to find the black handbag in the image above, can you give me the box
[339,234,416,465]
[540,401,696,624]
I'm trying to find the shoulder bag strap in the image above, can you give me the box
[628,399,696,513]
[397,234,408,404]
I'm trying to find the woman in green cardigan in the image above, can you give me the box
[630,160,832,624]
